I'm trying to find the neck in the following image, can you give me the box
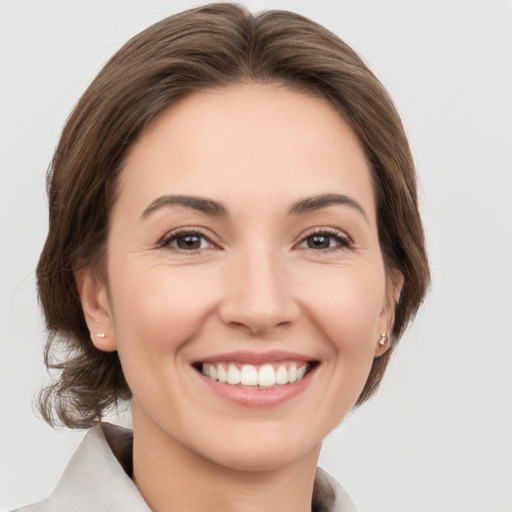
[132,413,321,512]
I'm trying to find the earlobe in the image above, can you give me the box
[75,267,117,352]
[375,269,403,357]
[374,332,390,357]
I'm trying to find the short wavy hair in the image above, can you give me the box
[37,3,430,428]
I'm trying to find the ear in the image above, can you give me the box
[374,269,403,357]
[75,266,117,352]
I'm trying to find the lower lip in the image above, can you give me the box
[197,369,314,407]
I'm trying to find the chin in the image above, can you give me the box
[208,446,318,473]
[192,425,323,473]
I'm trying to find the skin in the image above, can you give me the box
[79,84,397,512]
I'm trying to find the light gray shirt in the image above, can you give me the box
[14,423,357,512]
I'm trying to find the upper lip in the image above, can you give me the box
[194,350,317,365]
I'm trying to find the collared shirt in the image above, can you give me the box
[14,423,357,512]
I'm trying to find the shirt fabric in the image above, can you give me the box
[14,423,358,512]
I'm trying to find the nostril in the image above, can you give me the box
[218,300,299,336]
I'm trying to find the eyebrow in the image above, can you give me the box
[288,193,368,220]
[140,195,229,220]
[140,192,367,222]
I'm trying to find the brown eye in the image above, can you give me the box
[162,231,213,251]
[307,235,331,249]
[298,230,351,251]
[177,234,202,250]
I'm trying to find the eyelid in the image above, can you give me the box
[160,227,219,250]
[158,226,352,252]
[294,227,352,251]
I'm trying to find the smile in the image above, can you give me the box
[192,352,318,406]
[200,362,310,388]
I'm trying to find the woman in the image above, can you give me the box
[16,3,429,511]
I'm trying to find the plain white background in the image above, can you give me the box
[1,1,511,511]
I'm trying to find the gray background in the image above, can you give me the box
[1,1,511,511]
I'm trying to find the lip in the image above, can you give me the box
[195,350,315,365]
[192,351,318,407]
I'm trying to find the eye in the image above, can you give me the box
[161,230,215,251]
[297,229,351,251]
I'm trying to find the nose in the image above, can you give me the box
[217,247,300,335]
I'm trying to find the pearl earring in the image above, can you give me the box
[96,333,106,338]
[378,333,388,346]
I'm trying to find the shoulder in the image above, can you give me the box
[11,503,45,512]
[12,426,356,512]
[313,467,358,512]
[10,424,150,512]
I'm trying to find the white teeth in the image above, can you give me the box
[275,365,288,385]
[241,364,258,386]
[258,364,276,387]
[227,364,241,385]
[288,364,297,383]
[217,364,227,383]
[201,362,310,387]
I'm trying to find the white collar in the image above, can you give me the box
[18,423,357,512]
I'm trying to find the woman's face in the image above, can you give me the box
[85,84,395,471]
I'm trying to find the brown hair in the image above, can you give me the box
[37,2,429,428]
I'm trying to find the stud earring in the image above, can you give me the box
[96,333,106,338]
[378,333,388,346]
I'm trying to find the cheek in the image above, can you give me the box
[299,262,386,352]
[108,263,220,355]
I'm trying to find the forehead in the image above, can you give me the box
[117,84,375,220]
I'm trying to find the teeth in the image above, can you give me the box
[201,362,310,387]
[217,364,227,383]
[227,364,241,385]
[288,364,297,383]
[275,365,288,385]
[241,365,258,385]
[258,364,276,387]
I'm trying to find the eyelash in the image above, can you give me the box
[160,228,352,253]
[296,229,352,252]
[160,229,216,251]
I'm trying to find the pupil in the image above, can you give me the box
[308,235,329,249]
[178,235,200,249]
